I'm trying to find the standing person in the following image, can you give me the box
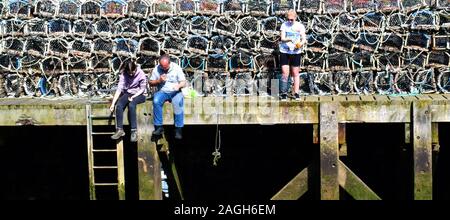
[279,9,307,101]
[110,60,147,142]
[149,54,186,139]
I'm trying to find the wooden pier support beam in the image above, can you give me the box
[320,102,339,200]
[338,160,381,200]
[271,166,309,200]
[412,101,433,200]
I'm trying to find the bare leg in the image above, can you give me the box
[291,66,300,94]
[280,65,290,94]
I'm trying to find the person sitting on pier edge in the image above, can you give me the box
[279,9,307,101]
[149,54,186,140]
[110,59,148,142]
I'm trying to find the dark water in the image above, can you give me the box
[1,123,449,200]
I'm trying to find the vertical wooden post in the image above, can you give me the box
[116,139,126,200]
[338,124,347,156]
[320,102,339,200]
[412,101,432,200]
[313,124,319,144]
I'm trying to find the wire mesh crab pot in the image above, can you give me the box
[351,50,377,71]
[140,17,164,36]
[48,18,72,36]
[213,16,238,37]
[94,19,114,37]
[164,17,188,35]
[0,1,5,19]
[115,18,140,37]
[127,0,150,18]
[361,11,385,32]
[436,0,450,9]
[90,55,111,72]
[4,19,25,36]
[41,56,65,74]
[350,0,375,14]
[377,52,402,70]
[57,73,79,96]
[353,70,374,94]
[393,70,415,94]
[0,55,21,71]
[20,54,42,74]
[34,0,58,18]
[25,37,47,57]
[232,72,256,96]
[437,67,450,93]
[96,72,118,96]
[93,38,114,56]
[408,9,439,30]
[72,20,95,38]
[190,16,211,35]
[81,0,101,19]
[432,34,450,50]
[415,68,436,93]
[272,0,296,16]
[327,52,351,72]
[297,0,321,13]
[386,11,407,31]
[254,53,276,72]
[306,32,329,53]
[323,0,347,15]
[47,38,70,59]
[181,55,206,72]
[260,16,283,36]
[355,31,381,52]
[197,0,221,16]
[438,10,450,30]
[100,0,127,18]
[337,13,360,33]
[138,37,161,56]
[399,0,427,12]
[229,51,255,73]
[76,72,96,96]
[246,0,271,17]
[210,35,235,55]
[303,51,326,72]
[114,38,138,57]
[3,37,24,56]
[223,0,245,16]
[204,72,232,96]
[110,56,132,73]
[207,53,228,72]
[402,49,428,69]
[258,33,279,53]
[185,35,209,55]
[404,32,431,51]
[22,74,41,97]
[238,16,260,38]
[162,34,186,55]
[379,32,404,52]
[234,37,258,53]
[136,55,158,72]
[311,15,335,35]
[152,0,174,16]
[427,50,449,68]
[3,73,23,97]
[175,0,196,16]
[311,72,334,95]
[375,0,400,12]
[67,56,90,73]
[374,70,394,94]
[24,18,47,36]
[57,0,80,19]
[331,32,356,53]
[334,71,353,95]
[6,0,31,19]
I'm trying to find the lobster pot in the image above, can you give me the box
[23,74,40,96]
[334,71,353,95]
[76,73,95,95]
[210,35,234,54]
[271,0,296,16]
[73,20,95,38]
[115,18,140,37]
[399,0,427,12]
[21,55,42,74]
[57,73,78,96]
[175,0,196,15]
[152,0,174,16]
[138,37,161,56]
[196,0,220,16]
[437,68,450,93]
[350,0,375,14]
[258,34,279,53]
[41,56,64,74]
[127,0,150,18]
[0,55,13,70]
[386,12,407,31]
[254,54,277,72]
[297,0,321,13]
[311,15,334,35]
[353,71,373,94]
[94,19,114,37]
[181,55,206,72]
[356,32,380,52]
[306,33,328,53]
[375,0,400,12]
[332,32,356,53]
[114,38,138,57]
[415,68,436,93]
[229,51,254,73]
[205,72,232,96]
[246,0,270,17]
[427,51,450,68]
[439,10,450,29]
[303,51,326,72]
[164,17,188,35]
[48,19,71,36]
[110,56,131,73]
[3,37,24,56]
[405,32,431,51]
[323,0,346,14]
[351,50,377,71]
[25,19,47,36]
[96,72,118,95]
[140,17,163,36]
[260,16,283,36]
[432,34,450,50]
[436,0,450,9]
[93,38,114,56]
[25,37,47,57]
[190,16,211,35]
[0,55,21,71]
[35,0,57,18]
[58,0,80,19]
[361,12,385,32]
[81,0,101,19]
[337,13,360,32]
[0,2,5,19]
[136,55,158,72]
[311,72,334,95]
[403,49,428,69]
[100,0,127,18]
[234,37,258,54]
[380,32,404,52]
[185,35,209,55]
[238,16,259,38]
[327,52,350,72]
[90,56,111,72]
[7,0,31,18]
[4,19,25,36]
[409,9,439,30]
[67,57,89,73]
[394,70,415,94]
[207,54,228,72]
[374,70,394,95]
[377,52,402,69]
[223,0,245,16]
[47,38,70,58]
[162,35,186,55]
[232,72,255,96]
[4,73,22,97]
[213,16,238,37]
[185,70,206,96]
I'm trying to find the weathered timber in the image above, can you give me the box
[271,167,309,200]
[338,124,347,156]
[320,102,339,200]
[338,160,381,200]
[117,139,126,200]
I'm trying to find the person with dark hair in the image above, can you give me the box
[149,54,186,139]
[110,60,148,142]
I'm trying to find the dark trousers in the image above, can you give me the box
[115,93,146,130]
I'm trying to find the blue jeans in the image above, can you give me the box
[115,93,146,130]
[153,91,184,128]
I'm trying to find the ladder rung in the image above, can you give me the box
[93,149,117,152]
[94,183,118,186]
[94,166,118,169]
[91,115,115,120]
[91,132,115,135]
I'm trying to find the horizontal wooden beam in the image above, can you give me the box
[271,166,309,200]
[338,160,381,200]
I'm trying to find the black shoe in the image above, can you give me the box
[152,126,164,136]
[111,129,125,140]
[294,93,301,101]
[280,94,288,101]
[130,130,138,142]
[175,127,183,140]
